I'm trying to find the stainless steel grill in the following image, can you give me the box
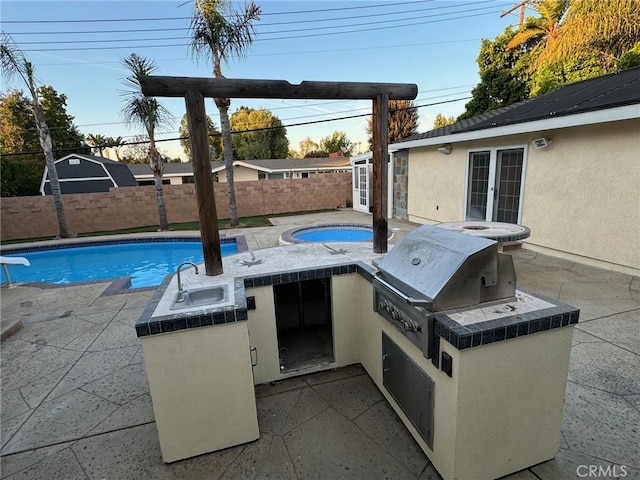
[373,225,516,358]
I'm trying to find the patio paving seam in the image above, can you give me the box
[70,445,91,480]
[565,378,637,399]
[280,436,302,480]
[0,421,158,458]
[622,396,640,413]
[575,307,640,325]
[572,326,640,358]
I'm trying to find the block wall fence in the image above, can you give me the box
[0,173,352,241]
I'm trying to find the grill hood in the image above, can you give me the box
[374,225,516,312]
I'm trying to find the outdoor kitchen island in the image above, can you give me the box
[135,226,579,480]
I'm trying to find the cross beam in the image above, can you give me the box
[140,76,417,100]
[141,76,418,275]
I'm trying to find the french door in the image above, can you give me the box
[466,147,525,224]
[353,164,370,212]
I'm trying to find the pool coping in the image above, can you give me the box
[0,234,249,295]
[279,223,394,245]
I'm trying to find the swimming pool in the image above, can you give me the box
[279,223,393,244]
[0,238,239,288]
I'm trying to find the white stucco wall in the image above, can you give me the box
[141,322,259,463]
[356,276,574,480]
[405,119,640,274]
[216,166,259,183]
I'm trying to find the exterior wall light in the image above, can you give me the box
[437,144,452,155]
[532,138,550,149]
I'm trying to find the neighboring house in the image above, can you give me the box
[385,66,640,275]
[127,157,352,186]
[40,153,138,195]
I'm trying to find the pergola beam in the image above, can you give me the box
[140,76,417,100]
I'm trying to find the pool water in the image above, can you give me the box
[1,241,238,288]
[293,227,373,242]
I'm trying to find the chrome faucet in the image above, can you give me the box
[176,262,199,302]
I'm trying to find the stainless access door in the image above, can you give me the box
[382,333,434,449]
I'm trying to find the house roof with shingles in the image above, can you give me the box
[55,154,138,187]
[127,157,352,177]
[394,66,640,148]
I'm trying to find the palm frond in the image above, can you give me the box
[0,33,33,88]
[539,0,640,66]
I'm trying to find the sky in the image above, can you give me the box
[1,0,524,160]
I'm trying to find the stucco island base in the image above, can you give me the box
[137,243,577,480]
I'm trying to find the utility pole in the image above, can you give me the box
[500,0,531,26]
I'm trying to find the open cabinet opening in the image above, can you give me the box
[273,278,334,373]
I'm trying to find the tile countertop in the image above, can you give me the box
[136,242,579,350]
[138,242,386,333]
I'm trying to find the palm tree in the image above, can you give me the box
[189,0,261,227]
[0,33,70,238]
[86,133,109,156]
[108,136,127,161]
[120,53,173,231]
[544,0,640,67]
[505,0,569,66]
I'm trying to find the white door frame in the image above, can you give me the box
[463,145,528,223]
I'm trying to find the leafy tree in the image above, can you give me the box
[120,53,174,231]
[296,137,320,158]
[1,34,70,236]
[320,131,353,156]
[304,150,329,158]
[0,88,87,195]
[433,113,456,128]
[121,135,150,164]
[366,99,419,147]
[0,156,40,196]
[179,113,222,161]
[86,133,109,156]
[458,28,533,119]
[617,42,640,70]
[189,0,261,227]
[508,0,640,95]
[230,106,288,160]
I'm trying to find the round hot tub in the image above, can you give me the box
[279,223,393,245]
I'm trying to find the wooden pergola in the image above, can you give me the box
[140,76,418,276]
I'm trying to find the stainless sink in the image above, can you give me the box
[170,285,229,310]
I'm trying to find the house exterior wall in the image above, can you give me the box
[406,119,640,274]
[0,172,352,241]
[215,166,259,183]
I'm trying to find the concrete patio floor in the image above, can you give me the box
[1,210,638,479]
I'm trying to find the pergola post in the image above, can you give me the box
[184,90,223,275]
[372,93,389,254]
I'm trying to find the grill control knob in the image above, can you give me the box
[379,300,388,312]
[402,320,418,332]
[390,309,401,321]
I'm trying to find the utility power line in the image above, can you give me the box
[5,0,496,34]
[15,85,474,133]
[1,0,437,24]
[15,6,508,52]
[2,95,471,157]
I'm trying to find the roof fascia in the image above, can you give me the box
[391,104,640,149]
